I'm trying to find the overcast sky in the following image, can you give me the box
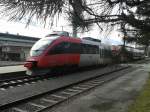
[0,18,123,45]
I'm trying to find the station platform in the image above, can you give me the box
[0,65,26,74]
[0,61,24,67]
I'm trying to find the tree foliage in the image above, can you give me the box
[0,0,150,37]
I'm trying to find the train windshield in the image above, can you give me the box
[30,38,53,56]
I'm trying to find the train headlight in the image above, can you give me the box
[24,61,37,69]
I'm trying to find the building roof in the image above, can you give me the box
[0,33,39,41]
[0,33,40,47]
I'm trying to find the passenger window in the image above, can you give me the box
[64,43,70,49]
[48,42,80,54]
[63,43,71,53]
[81,44,86,54]
[102,49,104,57]
[49,43,62,54]
[101,49,103,57]
[69,43,80,53]
[95,47,99,54]
[99,48,101,56]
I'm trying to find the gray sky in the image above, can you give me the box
[0,18,123,45]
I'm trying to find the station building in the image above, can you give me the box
[0,33,39,61]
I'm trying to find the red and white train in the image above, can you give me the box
[24,31,112,75]
[24,31,145,75]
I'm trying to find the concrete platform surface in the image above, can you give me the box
[0,65,26,74]
[0,61,23,67]
[50,63,150,112]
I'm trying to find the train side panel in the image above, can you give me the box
[37,54,80,68]
[79,54,99,67]
[79,39,112,67]
[37,36,81,68]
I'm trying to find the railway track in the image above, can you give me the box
[0,74,52,90]
[0,65,135,112]
[0,71,26,81]
[0,65,124,90]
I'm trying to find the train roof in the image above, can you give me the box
[44,33,111,49]
[45,31,69,37]
[82,37,101,43]
[81,38,111,49]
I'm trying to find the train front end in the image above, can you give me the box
[24,35,59,75]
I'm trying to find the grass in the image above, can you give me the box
[128,73,150,112]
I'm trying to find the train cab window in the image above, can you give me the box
[30,38,53,56]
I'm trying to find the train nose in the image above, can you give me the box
[24,61,36,69]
